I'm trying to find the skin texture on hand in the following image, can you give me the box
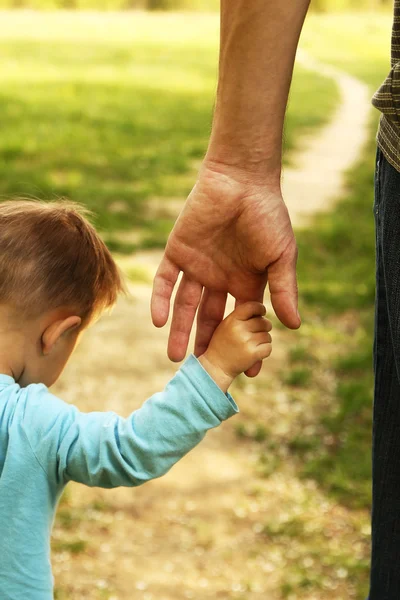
[198,302,272,393]
[151,0,310,375]
[151,163,300,377]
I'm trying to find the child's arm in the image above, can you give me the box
[21,302,271,489]
[55,354,237,488]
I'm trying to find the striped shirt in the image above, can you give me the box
[372,1,400,171]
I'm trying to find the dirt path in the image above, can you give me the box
[52,57,371,600]
[282,51,371,226]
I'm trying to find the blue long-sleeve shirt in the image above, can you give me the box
[0,354,238,600]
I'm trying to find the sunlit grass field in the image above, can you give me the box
[289,11,391,508]
[0,11,338,250]
[0,10,394,599]
[240,13,391,598]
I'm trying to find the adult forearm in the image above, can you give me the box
[206,0,311,184]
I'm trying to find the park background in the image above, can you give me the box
[0,0,393,598]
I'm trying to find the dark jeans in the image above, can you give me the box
[368,148,400,599]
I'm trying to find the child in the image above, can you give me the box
[0,200,272,599]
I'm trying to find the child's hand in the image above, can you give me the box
[198,302,272,392]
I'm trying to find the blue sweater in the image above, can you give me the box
[0,354,238,599]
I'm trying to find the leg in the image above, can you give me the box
[369,148,400,598]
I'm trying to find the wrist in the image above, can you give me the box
[198,353,235,394]
[201,154,282,193]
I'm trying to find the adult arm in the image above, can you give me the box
[152,0,310,375]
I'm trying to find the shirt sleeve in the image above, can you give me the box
[21,355,238,489]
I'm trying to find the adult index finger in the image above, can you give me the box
[151,255,180,328]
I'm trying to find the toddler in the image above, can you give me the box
[0,200,272,599]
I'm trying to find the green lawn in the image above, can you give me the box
[2,10,389,599]
[247,13,392,599]
[0,11,338,250]
[290,11,392,509]
[236,12,391,518]
[1,8,386,515]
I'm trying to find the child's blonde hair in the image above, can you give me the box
[0,199,125,326]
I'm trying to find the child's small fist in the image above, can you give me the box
[199,301,272,392]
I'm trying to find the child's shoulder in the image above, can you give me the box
[2,380,79,483]
[1,378,77,437]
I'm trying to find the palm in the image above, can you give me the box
[151,166,300,374]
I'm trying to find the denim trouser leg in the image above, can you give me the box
[368,148,400,599]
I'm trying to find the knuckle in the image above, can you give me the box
[263,321,271,332]
[264,345,272,358]
[241,331,251,344]
[230,321,241,335]
[249,301,264,313]
[258,344,272,359]
[175,297,198,311]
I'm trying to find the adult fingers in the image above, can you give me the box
[194,289,227,357]
[245,361,263,378]
[167,274,203,362]
[151,255,180,328]
[268,241,301,330]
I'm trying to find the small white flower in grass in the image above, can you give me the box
[253,522,263,533]
[336,567,348,579]
[302,556,314,568]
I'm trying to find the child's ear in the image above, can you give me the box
[41,316,82,356]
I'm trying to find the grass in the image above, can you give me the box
[284,366,313,388]
[52,491,115,598]
[268,13,390,599]
[0,0,385,11]
[0,13,337,599]
[52,539,88,554]
[287,11,391,510]
[0,11,338,249]
[226,12,393,599]
[0,10,385,600]
[283,120,378,514]
[302,12,392,91]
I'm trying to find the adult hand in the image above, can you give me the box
[151,161,300,377]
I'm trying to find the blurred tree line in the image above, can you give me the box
[0,0,394,10]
